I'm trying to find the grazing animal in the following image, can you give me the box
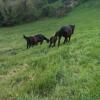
[23,34,49,49]
[55,24,75,46]
[49,36,57,47]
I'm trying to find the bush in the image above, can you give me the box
[0,11,4,26]
[41,1,67,17]
[0,0,79,27]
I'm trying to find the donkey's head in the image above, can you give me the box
[70,24,75,34]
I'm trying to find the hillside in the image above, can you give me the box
[0,0,100,100]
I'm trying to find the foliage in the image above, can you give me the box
[0,0,79,26]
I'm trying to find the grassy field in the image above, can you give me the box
[0,0,100,100]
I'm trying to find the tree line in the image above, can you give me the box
[0,0,87,27]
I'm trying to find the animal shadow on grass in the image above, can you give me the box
[0,48,25,56]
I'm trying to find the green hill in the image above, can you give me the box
[0,0,100,100]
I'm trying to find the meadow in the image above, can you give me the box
[0,0,100,100]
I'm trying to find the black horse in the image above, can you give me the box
[55,24,75,46]
[23,34,49,49]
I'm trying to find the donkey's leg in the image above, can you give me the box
[31,43,34,47]
[68,36,71,42]
[53,39,57,47]
[53,42,56,47]
[29,44,31,48]
[49,42,52,48]
[40,40,43,45]
[63,38,65,44]
[65,37,68,43]
[27,45,29,49]
[58,36,61,47]
[63,37,67,44]
[27,42,29,49]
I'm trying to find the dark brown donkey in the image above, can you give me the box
[23,34,49,49]
[55,24,75,46]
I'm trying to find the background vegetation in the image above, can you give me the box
[0,0,86,26]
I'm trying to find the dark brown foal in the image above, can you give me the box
[49,36,57,47]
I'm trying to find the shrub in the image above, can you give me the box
[0,0,79,26]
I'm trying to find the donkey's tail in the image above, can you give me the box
[23,35,28,40]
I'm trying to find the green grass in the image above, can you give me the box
[0,0,100,100]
